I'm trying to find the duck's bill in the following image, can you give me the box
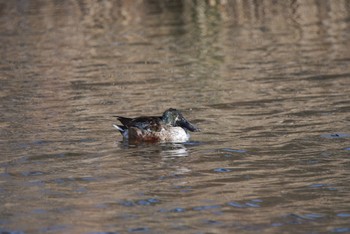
[179,119,200,132]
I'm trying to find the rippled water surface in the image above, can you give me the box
[1,1,350,233]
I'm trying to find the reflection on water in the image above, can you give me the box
[1,0,350,233]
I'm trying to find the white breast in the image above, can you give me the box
[159,127,190,143]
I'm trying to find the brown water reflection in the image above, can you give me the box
[1,0,350,233]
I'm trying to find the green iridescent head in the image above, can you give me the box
[162,108,200,132]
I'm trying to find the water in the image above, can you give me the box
[1,1,350,233]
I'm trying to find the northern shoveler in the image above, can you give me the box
[113,108,200,143]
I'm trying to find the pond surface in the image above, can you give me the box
[1,1,350,233]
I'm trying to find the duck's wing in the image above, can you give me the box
[116,116,162,132]
[114,116,133,127]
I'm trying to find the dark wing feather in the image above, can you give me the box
[115,116,162,132]
[115,116,133,127]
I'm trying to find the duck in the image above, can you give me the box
[113,108,199,143]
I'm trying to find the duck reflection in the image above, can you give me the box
[159,143,189,157]
[117,141,190,158]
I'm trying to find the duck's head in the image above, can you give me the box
[162,108,200,132]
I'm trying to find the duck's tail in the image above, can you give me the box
[113,124,128,138]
